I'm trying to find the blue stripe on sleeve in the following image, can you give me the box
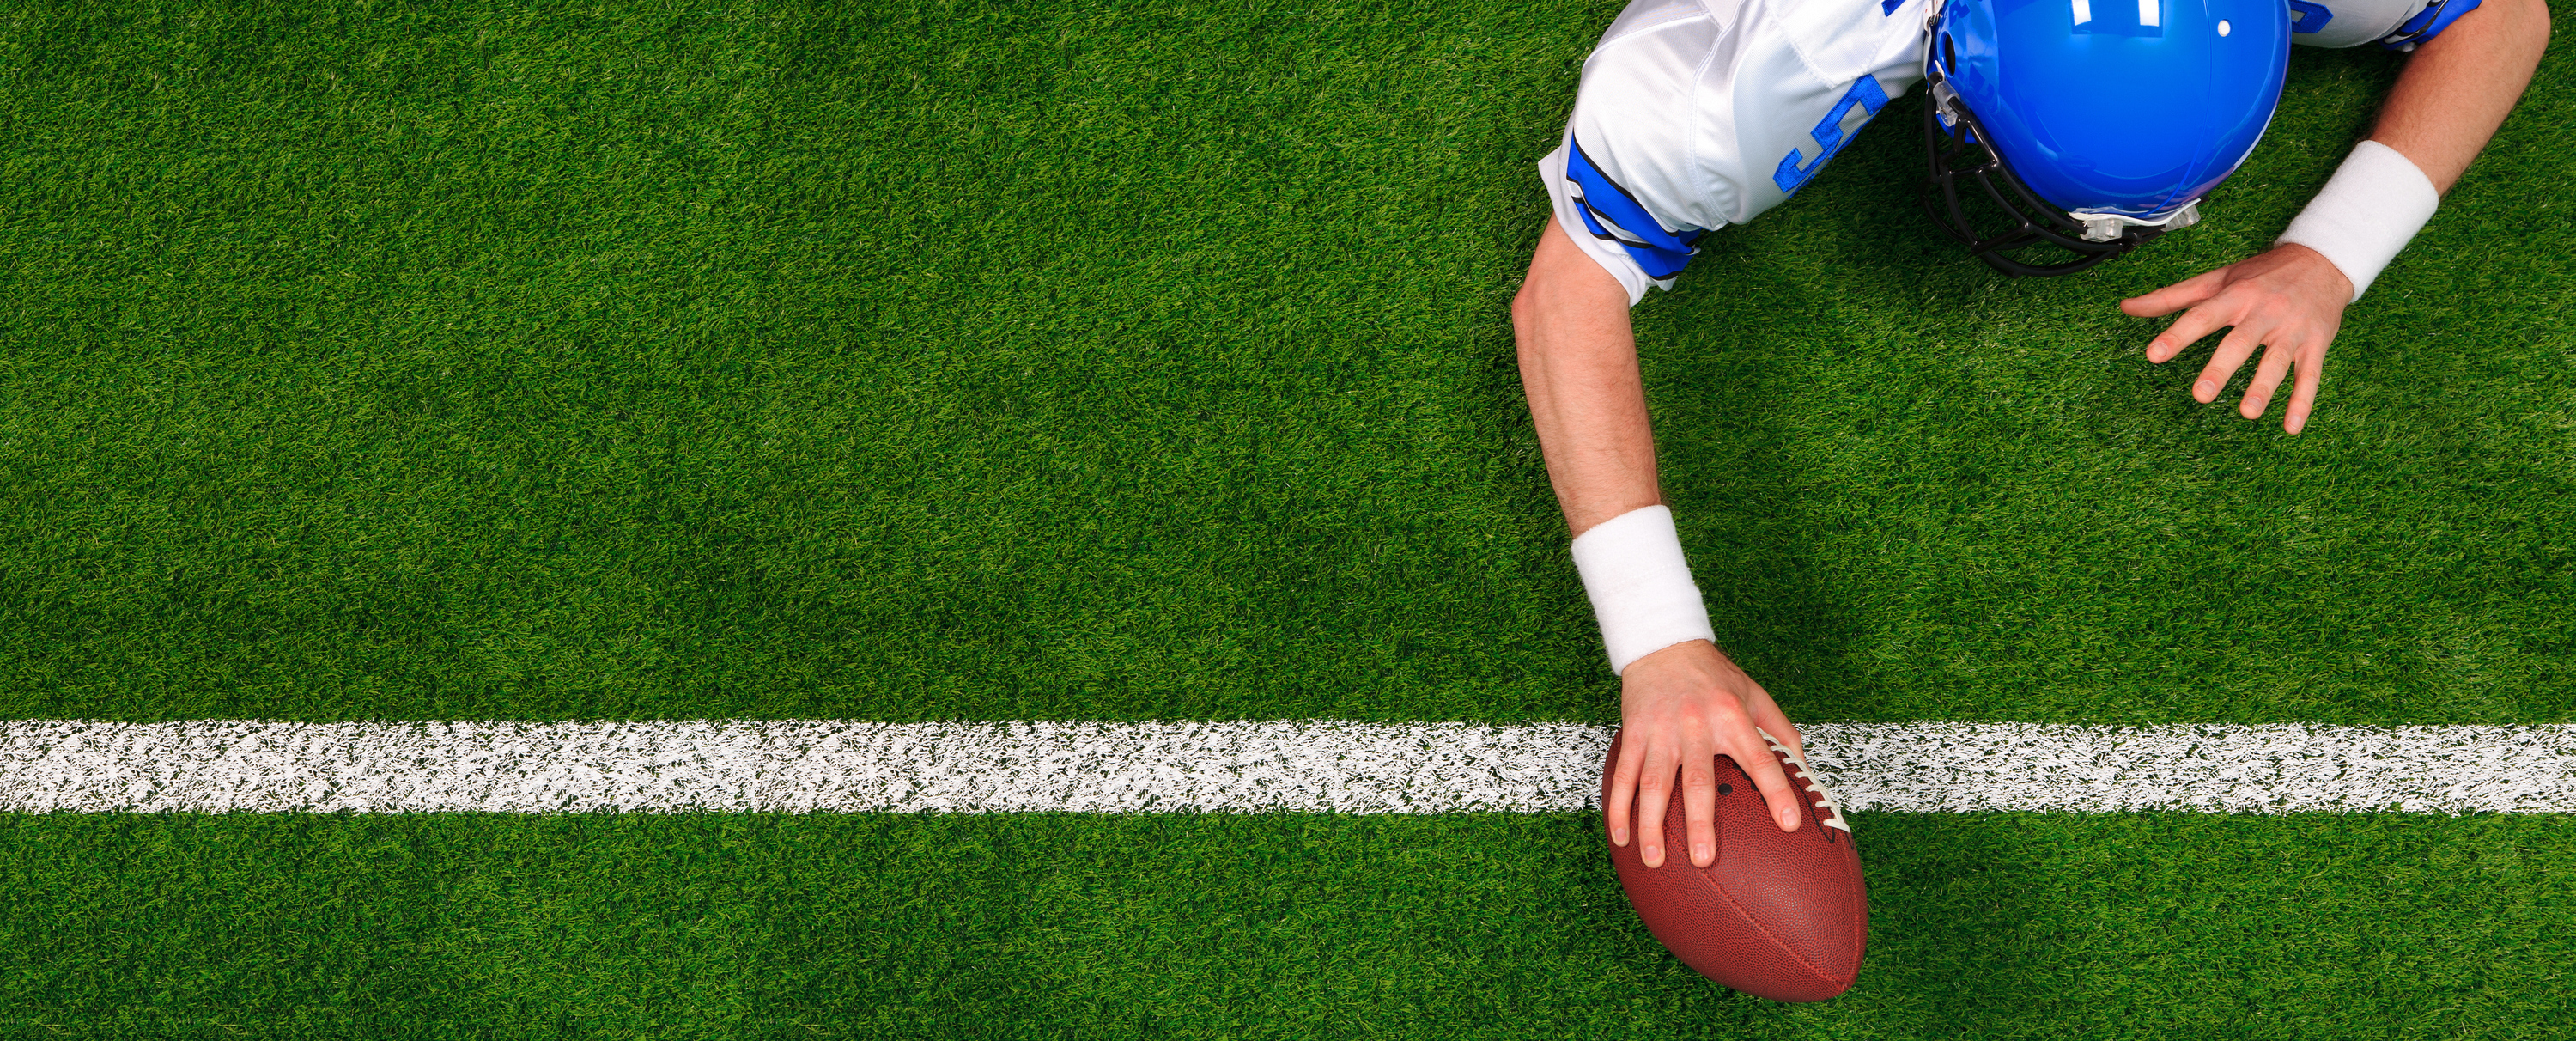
[2381,0,2480,48]
[1564,140,1701,281]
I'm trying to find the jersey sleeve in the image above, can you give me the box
[1537,131,1706,307]
[1534,0,1926,307]
[2289,0,2482,49]
[1536,0,1730,306]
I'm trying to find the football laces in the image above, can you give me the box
[1757,727,1851,833]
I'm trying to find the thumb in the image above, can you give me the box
[2120,265,2230,319]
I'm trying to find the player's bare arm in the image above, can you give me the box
[1517,0,2327,875]
[1525,0,2514,1001]
[1522,0,2506,874]
[1513,216,1808,872]
[2123,0,2550,434]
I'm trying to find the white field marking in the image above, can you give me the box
[0,720,2572,815]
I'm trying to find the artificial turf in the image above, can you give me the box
[2,811,2570,1039]
[0,0,2569,1037]
[1,0,2566,728]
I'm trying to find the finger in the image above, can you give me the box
[1679,729,1721,868]
[1635,740,1679,868]
[2284,344,2326,435]
[1607,728,1645,848]
[2119,265,2231,320]
[1733,678,1802,762]
[2193,320,2268,405]
[2239,332,2300,420]
[2145,296,2244,365]
[1729,722,1803,833]
[1749,699,1804,765]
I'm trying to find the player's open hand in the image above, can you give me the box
[2120,243,2354,435]
[1606,639,1805,870]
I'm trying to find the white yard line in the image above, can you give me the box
[0,719,2571,815]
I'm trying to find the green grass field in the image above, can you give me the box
[0,1,2571,1037]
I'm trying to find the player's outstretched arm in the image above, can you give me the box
[2120,0,2551,435]
[1513,215,1807,871]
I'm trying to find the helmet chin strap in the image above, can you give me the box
[2075,203,2203,244]
[1919,70,2190,277]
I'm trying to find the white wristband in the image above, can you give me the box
[2276,139,2439,303]
[1571,505,1717,675]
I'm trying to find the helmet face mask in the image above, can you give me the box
[1921,75,2172,277]
[1917,0,2287,277]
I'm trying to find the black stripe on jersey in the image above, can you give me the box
[1576,198,1655,250]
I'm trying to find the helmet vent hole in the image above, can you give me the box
[1941,33,1958,73]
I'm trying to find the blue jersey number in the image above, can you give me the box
[1773,75,1891,196]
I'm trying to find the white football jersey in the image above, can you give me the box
[2289,0,2475,49]
[1543,0,2470,304]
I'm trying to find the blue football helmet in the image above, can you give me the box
[1923,0,2291,275]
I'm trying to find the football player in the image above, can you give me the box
[1516,0,2550,869]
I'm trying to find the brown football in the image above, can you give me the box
[1601,727,1867,1001]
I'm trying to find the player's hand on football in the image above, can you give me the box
[2120,243,2354,435]
[1607,639,1805,870]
